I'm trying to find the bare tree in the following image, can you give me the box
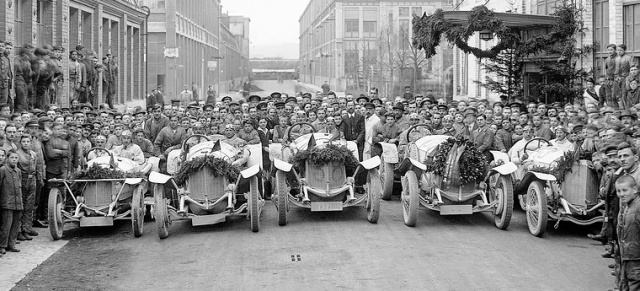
[377,26,398,98]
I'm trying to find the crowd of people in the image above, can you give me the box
[0,43,639,290]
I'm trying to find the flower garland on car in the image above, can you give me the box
[290,144,359,177]
[425,135,488,184]
[529,150,576,183]
[174,155,240,186]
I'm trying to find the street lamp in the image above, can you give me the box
[479,30,493,41]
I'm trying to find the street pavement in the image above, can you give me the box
[11,196,611,291]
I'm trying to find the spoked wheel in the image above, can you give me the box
[131,184,145,237]
[275,170,288,226]
[380,158,394,200]
[48,188,65,240]
[526,181,548,237]
[402,171,420,227]
[249,176,261,232]
[492,175,514,230]
[365,169,382,223]
[154,184,170,239]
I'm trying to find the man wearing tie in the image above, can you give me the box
[344,101,365,160]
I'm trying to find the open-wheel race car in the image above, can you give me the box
[506,137,604,237]
[47,148,152,240]
[396,129,515,229]
[268,122,382,225]
[149,135,264,239]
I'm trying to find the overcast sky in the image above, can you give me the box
[222,0,309,59]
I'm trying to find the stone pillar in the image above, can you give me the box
[165,0,178,99]
[610,0,623,45]
[30,0,37,45]
[58,0,70,107]
[96,4,103,105]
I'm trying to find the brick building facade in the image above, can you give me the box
[0,0,148,107]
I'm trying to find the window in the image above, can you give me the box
[363,21,377,37]
[399,7,409,17]
[389,13,394,30]
[594,0,610,76]
[345,20,359,38]
[536,0,561,15]
[412,7,422,16]
[345,8,359,38]
[624,3,640,54]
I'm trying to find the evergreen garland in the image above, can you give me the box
[426,135,488,184]
[290,144,359,177]
[529,150,577,183]
[174,155,240,186]
[412,5,578,59]
[74,164,145,180]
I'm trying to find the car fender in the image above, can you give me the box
[149,171,172,184]
[374,142,399,163]
[515,171,556,194]
[490,150,511,164]
[240,164,261,179]
[124,178,143,185]
[490,162,517,175]
[360,156,381,170]
[273,158,293,172]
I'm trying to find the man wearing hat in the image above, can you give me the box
[620,109,637,130]
[144,104,169,142]
[471,113,494,161]
[372,112,400,146]
[77,123,93,169]
[393,103,410,131]
[221,96,232,105]
[112,130,144,164]
[550,125,574,152]
[356,95,369,105]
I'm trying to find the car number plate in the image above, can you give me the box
[311,202,343,212]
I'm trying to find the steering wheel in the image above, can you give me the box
[521,137,552,161]
[181,134,211,150]
[285,122,317,143]
[85,147,113,160]
[406,124,432,143]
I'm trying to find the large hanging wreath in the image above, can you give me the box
[290,144,359,177]
[174,155,240,186]
[426,135,488,184]
[413,4,579,59]
[529,150,577,183]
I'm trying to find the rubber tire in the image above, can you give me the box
[526,181,548,237]
[381,160,394,200]
[249,177,261,232]
[154,184,170,239]
[131,184,144,238]
[402,171,420,227]
[493,175,514,230]
[366,169,382,223]
[275,170,288,226]
[48,188,64,240]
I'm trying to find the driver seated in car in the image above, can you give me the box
[549,126,575,153]
[508,125,539,165]
[86,135,111,160]
[319,117,344,141]
[111,130,144,164]
[222,124,247,151]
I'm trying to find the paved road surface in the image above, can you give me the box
[13,196,611,291]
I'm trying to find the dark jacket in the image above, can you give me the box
[343,113,365,145]
[144,116,170,142]
[0,164,23,210]
[618,196,640,261]
[472,125,494,153]
[44,137,70,175]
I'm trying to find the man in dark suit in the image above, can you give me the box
[344,101,365,160]
[472,114,494,162]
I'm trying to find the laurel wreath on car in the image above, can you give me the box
[425,135,488,185]
[174,155,240,186]
[290,144,359,177]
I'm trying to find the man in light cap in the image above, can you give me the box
[550,125,574,152]
[112,130,144,164]
[222,124,246,150]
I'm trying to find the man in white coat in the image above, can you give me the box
[363,102,380,160]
